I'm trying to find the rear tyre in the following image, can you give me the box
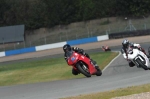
[76,63,91,77]
[136,58,148,70]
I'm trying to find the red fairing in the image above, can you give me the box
[101,46,111,51]
[67,52,79,65]
[105,46,108,49]
[67,52,97,75]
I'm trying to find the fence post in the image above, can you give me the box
[14,43,16,49]
[45,37,47,44]
[66,31,68,41]
[2,38,5,51]
[24,42,25,48]
[90,31,93,37]
[30,41,32,47]
[60,35,62,41]
[86,26,90,37]
[76,33,78,39]
[143,16,147,30]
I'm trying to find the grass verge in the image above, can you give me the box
[0,51,118,86]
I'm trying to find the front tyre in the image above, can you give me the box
[136,58,148,70]
[76,63,91,77]
[95,66,102,76]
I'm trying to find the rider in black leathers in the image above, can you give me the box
[63,44,99,75]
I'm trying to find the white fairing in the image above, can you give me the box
[128,49,150,68]
[133,43,140,47]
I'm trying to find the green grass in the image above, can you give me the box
[0,52,118,86]
[62,83,150,99]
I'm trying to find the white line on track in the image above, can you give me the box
[102,51,121,72]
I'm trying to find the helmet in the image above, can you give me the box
[122,39,129,48]
[63,44,71,52]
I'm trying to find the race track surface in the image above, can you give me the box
[0,42,150,99]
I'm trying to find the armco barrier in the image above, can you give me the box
[0,52,5,57]
[36,42,67,51]
[109,29,150,39]
[1,35,108,57]
[67,35,109,46]
[97,35,109,41]
[67,37,97,46]
[5,47,36,56]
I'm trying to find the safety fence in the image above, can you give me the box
[0,35,109,57]
[1,17,150,57]
[1,18,150,52]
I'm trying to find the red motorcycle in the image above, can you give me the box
[101,46,111,52]
[66,50,102,77]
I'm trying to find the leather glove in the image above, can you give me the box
[78,49,84,54]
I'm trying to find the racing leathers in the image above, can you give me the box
[64,47,99,75]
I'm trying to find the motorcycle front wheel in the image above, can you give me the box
[136,58,148,70]
[76,63,91,77]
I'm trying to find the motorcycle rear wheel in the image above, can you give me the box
[76,63,91,77]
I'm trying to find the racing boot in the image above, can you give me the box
[90,59,100,71]
[72,68,79,75]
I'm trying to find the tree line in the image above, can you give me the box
[0,0,150,30]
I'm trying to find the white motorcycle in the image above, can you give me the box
[127,47,150,70]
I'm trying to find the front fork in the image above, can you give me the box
[134,55,146,67]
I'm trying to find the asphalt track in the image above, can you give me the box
[0,42,150,99]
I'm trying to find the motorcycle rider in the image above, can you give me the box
[102,45,111,51]
[121,39,149,67]
[63,44,100,75]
